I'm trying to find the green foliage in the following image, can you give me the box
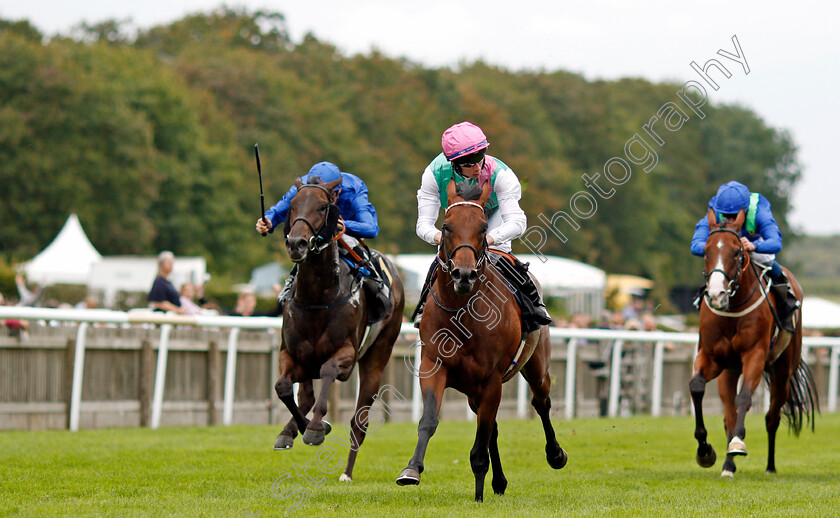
[0,9,802,294]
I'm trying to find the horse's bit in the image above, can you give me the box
[437,201,487,273]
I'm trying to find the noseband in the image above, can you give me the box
[284,183,337,254]
[704,227,751,300]
[438,201,488,273]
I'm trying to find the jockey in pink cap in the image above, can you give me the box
[412,121,552,331]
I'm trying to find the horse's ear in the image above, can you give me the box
[478,181,491,207]
[734,209,745,230]
[707,209,717,229]
[446,178,458,204]
[294,176,304,189]
[324,177,342,200]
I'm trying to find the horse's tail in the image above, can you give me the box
[764,360,819,436]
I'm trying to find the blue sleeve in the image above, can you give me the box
[753,197,782,254]
[343,188,379,239]
[690,216,709,256]
[264,185,298,234]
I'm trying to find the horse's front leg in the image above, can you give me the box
[301,345,356,446]
[396,357,446,487]
[275,351,310,435]
[690,348,723,468]
[470,382,502,502]
[727,348,767,457]
[717,369,740,476]
[274,380,314,450]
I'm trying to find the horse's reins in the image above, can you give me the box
[286,183,338,254]
[431,201,488,312]
[285,183,361,311]
[704,227,751,305]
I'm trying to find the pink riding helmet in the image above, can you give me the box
[441,122,489,161]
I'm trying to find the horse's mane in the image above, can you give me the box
[307,176,325,185]
[454,181,483,202]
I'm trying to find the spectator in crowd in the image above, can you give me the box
[1,292,29,336]
[178,283,203,315]
[15,274,42,307]
[230,291,281,317]
[148,251,184,314]
[74,295,98,310]
[621,292,646,321]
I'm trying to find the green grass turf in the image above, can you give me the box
[1,413,838,517]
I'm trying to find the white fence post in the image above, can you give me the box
[608,339,625,417]
[412,344,422,423]
[517,372,528,419]
[829,346,840,413]
[68,322,89,432]
[564,338,578,420]
[223,328,240,426]
[651,341,665,417]
[150,324,173,430]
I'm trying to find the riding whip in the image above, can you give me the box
[255,144,268,237]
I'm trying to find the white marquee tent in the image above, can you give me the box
[24,214,207,308]
[24,214,103,285]
[802,296,840,329]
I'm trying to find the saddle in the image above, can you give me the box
[487,249,550,333]
[337,241,394,325]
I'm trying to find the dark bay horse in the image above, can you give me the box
[396,179,567,501]
[274,175,405,482]
[691,209,817,477]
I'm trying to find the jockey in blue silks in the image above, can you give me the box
[690,180,800,331]
[256,161,389,314]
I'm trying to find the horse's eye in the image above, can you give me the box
[320,204,329,212]
[480,224,488,234]
[441,224,450,233]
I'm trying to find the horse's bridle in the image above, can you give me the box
[437,201,488,274]
[704,227,751,301]
[284,183,337,254]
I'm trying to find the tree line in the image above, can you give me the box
[0,9,801,297]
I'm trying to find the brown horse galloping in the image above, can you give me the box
[691,209,817,477]
[396,179,567,502]
[274,175,405,482]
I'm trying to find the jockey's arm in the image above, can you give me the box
[345,189,379,239]
[416,166,442,246]
[690,215,710,257]
[486,169,526,246]
[262,185,298,233]
[753,204,782,254]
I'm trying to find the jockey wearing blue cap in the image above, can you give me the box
[690,180,799,331]
[256,162,388,313]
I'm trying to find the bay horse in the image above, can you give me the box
[274,175,405,482]
[691,208,817,477]
[396,179,567,501]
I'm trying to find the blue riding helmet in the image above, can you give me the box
[712,181,751,214]
[308,162,342,188]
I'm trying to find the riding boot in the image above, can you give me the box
[411,259,438,329]
[356,246,393,323]
[277,265,298,313]
[770,282,800,333]
[494,256,552,332]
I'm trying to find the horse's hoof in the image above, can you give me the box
[765,468,777,475]
[492,477,507,496]
[721,469,734,478]
[727,437,747,456]
[396,468,420,486]
[696,443,716,468]
[273,433,294,450]
[302,428,325,446]
[339,473,352,483]
[547,446,568,470]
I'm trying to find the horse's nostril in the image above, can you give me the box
[468,270,478,282]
